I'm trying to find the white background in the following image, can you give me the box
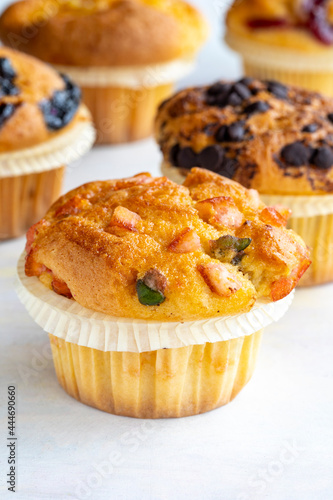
[1,1,333,499]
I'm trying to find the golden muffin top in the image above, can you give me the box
[155,77,333,195]
[0,46,86,152]
[0,0,208,67]
[226,0,333,51]
[24,169,310,322]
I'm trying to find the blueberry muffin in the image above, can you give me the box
[225,0,333,95]
[155,77,333,285]
[0,0,208,144]
[0,46,94,239]
[19,169,310,417]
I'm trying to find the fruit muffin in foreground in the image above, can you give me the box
[225,0,333,95]
[17,169,310,418]
[155,77,333,285]
[0,0,208,144]
[0,46,95,239]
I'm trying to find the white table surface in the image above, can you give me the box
[1,1,333,499]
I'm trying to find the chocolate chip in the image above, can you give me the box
[215,121,246,142]
[177,147,198,168]
[169,144,180,166]
[302,123,319,133]
[206,87,231,107]
[266,80,288,99]
[198,145,224,172]
[227,91,243,106]
[219,158,237,179]
[203,123,218,136]
[312,146,333,169]
[0,103,17,127]
[244,101,270,115]
[207,82,231,96]
[234,82,252,100]
[206,95,219,106]
[281,141,312,166]
[238,77,254,86]
[215,125,228,142]
[327,113,333,123]
[227,121,246,141]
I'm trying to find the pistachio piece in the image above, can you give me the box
[210,235,251,264]
[136,268,166,306]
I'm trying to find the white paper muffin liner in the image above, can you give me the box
[261,193,333,217]
[54,57,195,88]
[225,32,333,72]
[16,254,294,353]
[0,106,96,178]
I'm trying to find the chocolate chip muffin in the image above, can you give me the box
[0,46,94,239]
[19,169,310,417]
[156,77,333,193]
[0,0,208,144]
[155,77,333,285]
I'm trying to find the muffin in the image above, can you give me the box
[17,169,310,418]
[0,46,95,240]
[0,0,208,144]
[155,77,333,286]
[225,0,333,96]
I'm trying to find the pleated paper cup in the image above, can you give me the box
[17,254,294,418]
[54,58,195,145]
[261,193,333,286]
[0,107,95,240]
[225,32,333,96]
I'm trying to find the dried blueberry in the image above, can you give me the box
[0,103,17,127]
[266,80,288,99]
[0,57,19,98]
[244,101,270,115]
[0,58,16,80]
[281,141,312,166]
[39,73,81,131]
[312,146,333,169]
[198,145,224,172]
[327,113,333,123]
[0,79,19,96]
[177,147,199,168]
